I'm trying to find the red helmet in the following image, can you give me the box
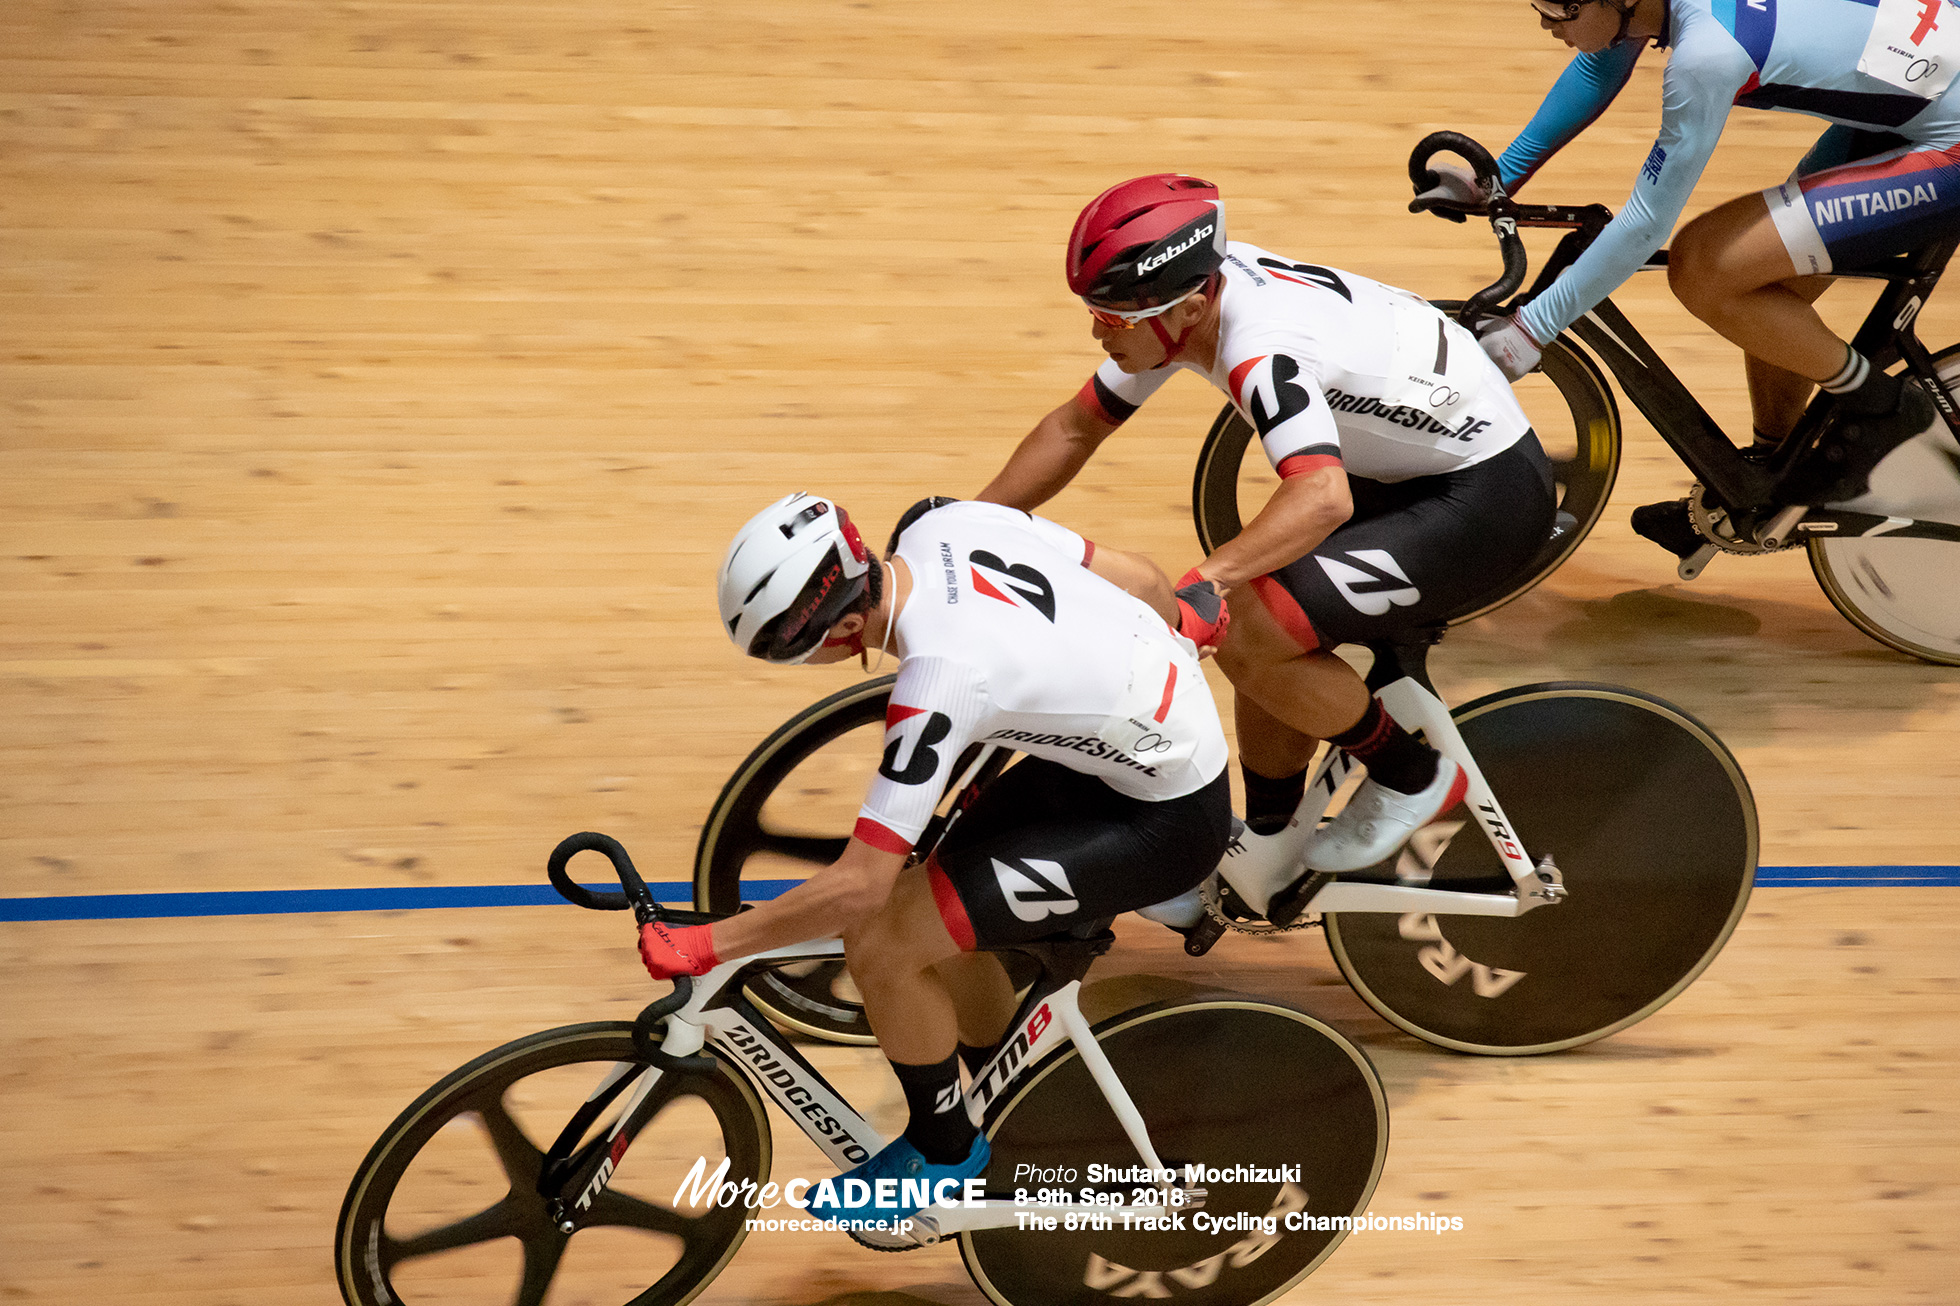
[1066,174,1226,309]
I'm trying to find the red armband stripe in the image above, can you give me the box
[852,817,914,856]
[1075,376,1137,428]
[927,854,978,951]
[1153,663,1178,724]
[1248,575,1322,653]
[1276,452,1342,479]
[1081,538,1096,567]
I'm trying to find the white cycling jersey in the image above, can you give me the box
[854,501,1229,854]
[1081,242,1534,484]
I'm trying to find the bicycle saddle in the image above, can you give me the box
[991,920,1117,987]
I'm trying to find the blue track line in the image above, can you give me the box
[0,881,802,922]
[0,868,1952,922]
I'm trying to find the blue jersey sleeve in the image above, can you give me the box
[1518,17,1757,343]
[1497,43,1646,192]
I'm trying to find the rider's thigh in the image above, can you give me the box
[1758,139,1960,277]
[1257,440,1554,649]
[930,761,1231,948]
[1669,192,1800,303]
[844,861,963,975]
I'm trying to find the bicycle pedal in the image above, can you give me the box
[1265,871,1333,930]
[1178,913,1227,957]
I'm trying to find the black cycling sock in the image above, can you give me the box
[1241,764,1308,835]
[956,1041,992,1080]
[1820,346,1872,396]
[894,1053,976,1164]
[1821,351,1903,416]
[1329,699,1438,795]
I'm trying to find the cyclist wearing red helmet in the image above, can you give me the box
[979,175,1556,909]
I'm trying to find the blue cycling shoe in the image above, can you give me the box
[804,1133,991,1228]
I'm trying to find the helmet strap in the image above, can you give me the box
[1607,0,1643,46]
[1148,313,1208,367]
[1145,274,1219,368]
[861,562,898,675]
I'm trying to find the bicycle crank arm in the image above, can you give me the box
[1678,542,1719,581]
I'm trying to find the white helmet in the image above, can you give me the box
[719,493,873,663]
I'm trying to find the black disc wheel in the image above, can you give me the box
[335,1023,770,1306]
[1806,341,1960,666]
[693,677,897,1044]
[1324,684,1756,1054]
[961,997,1388,1306]
[1191,316,1619,622]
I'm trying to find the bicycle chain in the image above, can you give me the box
[1200,873,1321,935]
[1687,483,1802,556]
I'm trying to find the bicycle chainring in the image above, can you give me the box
[1200,872,1321,935]
[1687,483,1801,555]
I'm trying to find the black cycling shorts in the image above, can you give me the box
[1250,434,1555,651]
[925,759,1232,950]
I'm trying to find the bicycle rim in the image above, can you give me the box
[960,996,1387,1306]
[1809,536,1960,664]
[334,1023,770,1306]
[1325,683,1757,1054]
[1804,341,1960,666]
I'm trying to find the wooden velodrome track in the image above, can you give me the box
[3,0,1957,1301]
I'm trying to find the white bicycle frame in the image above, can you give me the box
[586,939,1197,1247]
[1216,673,1566,921]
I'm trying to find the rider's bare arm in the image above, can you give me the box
[977,393,1120,511]
[707,836,909,961]
[1086,545,1178,626]
[1189,465,1353,591]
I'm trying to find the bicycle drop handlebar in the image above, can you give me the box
[546,830,725,1073]
[547,830,724,927]
[1407,130,1529,325]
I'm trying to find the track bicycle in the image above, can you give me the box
[1191,130,1960,664]
[695,626,1757,1057]
[336,832,1390,1306]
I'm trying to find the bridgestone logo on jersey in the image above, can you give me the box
[1137,223,1214,274]
[1323,387,1490,441]
[980,728,1159,776]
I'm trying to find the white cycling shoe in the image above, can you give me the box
[1218,821,1308,918]
[1302,758,1468,874]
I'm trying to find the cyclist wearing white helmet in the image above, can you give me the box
[642,492,1234,1228]
[980,175,1555,914]
[1416,0,1960,555]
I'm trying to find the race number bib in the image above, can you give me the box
[1860,0,1960,99]
[1381,292,1484,424]
[1095,628,1198,770]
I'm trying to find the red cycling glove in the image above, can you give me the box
[639,920,720,980]
[1174,567,1230,650]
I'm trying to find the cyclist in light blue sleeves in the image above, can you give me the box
[1417,0,1960,556]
